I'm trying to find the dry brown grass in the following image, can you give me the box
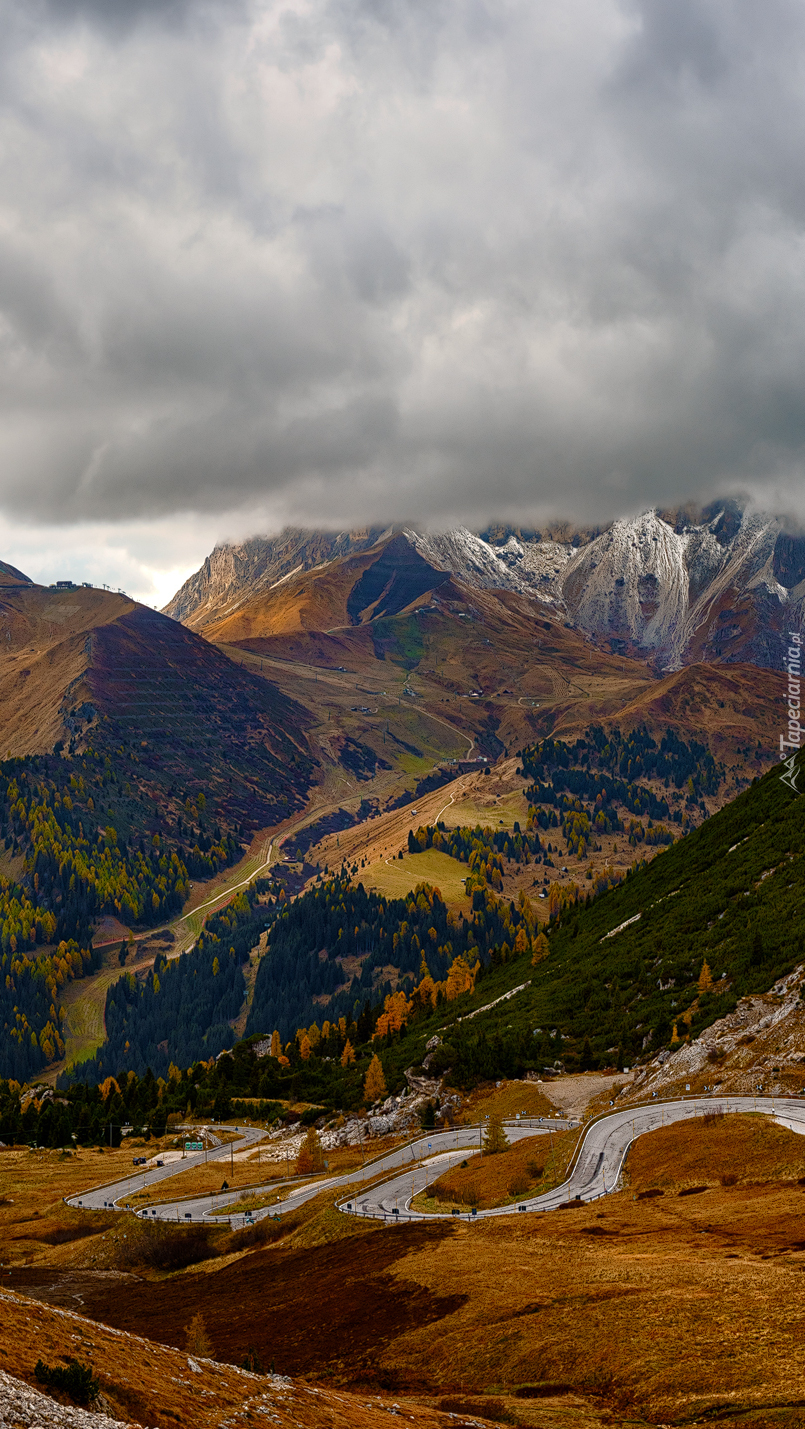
[626,1108,805,1192]
[76,1113,805,1425]
[457,1079,558,1124]
[381,1115,805,1425]
[0,1141,188,1267]
[12,1107,805,1426]
[18,1114,805,1429]
[416,1132,577,1211]
[0,1287,483,1429]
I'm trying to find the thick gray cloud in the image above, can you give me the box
[0,0,804,535]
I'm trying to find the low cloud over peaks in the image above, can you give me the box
[0,0,804,540]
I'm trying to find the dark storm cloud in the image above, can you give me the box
[0,0,804,533]
[37,0,199,36]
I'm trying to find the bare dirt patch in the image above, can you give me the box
[541,1072,633,1119]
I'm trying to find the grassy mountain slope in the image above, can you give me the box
[0,584,315,831]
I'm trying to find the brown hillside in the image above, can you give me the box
[0,583,316,835]
[0,584,138,757]
[189,534,783,789]
[221,581,774,757]
[213,576,780,801]
[0,558,33,587]
[0,1287,478,1429]
[540,661,784,758]
[204,533,453,642]
[204,548,384,641]
[165,526,393,629]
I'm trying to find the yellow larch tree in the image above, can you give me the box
[363,1053,387,1105]
[297,1126,325,1175]
[531,931,550,965]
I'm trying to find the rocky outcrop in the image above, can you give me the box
[628,965,805,1101]
[163,528,391,628]
[0,1369,138,1429]
[254,1069,459,1161]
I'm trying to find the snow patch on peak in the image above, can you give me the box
[407,528,525,591]
[408,527,569,605]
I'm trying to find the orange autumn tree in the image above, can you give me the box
[364,1053,387,1106]
[373,951,479,1042]
[444,952,478,1001]
[297,1126,325,1175]
[373,990,409,1040]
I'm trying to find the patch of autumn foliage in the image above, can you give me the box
[372,951,479,1040]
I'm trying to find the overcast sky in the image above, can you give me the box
[2,0,805,603]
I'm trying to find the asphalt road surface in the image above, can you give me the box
[340,1096,805,1221]
[66,1118,573,1225]
[68,1097,805,1228]
[65,1125,269,1213]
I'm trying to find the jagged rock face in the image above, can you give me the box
[560,512,691,659]
[165,505,805,670]
[164,527,392,628]
[464,507,805,669]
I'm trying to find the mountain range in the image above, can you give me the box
[165,501,805,671]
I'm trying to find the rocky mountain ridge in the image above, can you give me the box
[165,503,805,670]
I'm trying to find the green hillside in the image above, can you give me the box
[57,749,805,1111]
[425,747,805,1084]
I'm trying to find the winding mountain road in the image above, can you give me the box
[345,1096,805,1222]
[67,1097,805,1228]
[66,1126,269,1213]
[66,1120,572,1224]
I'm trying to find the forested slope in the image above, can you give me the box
[60,751,805,1102]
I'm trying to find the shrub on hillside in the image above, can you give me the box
[117,1220,218,1270]
[226,1216,286,1252]
[35,1359,98,1405]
